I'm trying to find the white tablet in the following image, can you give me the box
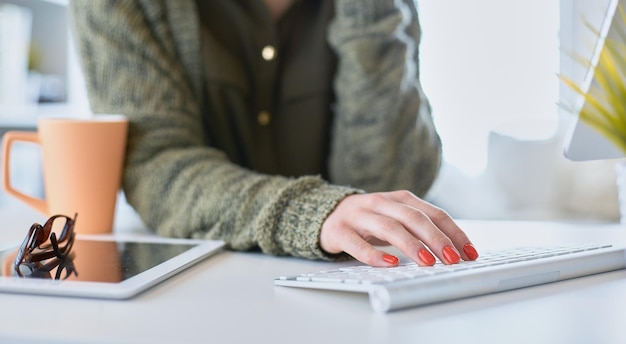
[0,235,224,299]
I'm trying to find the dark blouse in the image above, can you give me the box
[196,0,336,177]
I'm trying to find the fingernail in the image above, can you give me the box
[382,254,399,265]
[418,249,436,266]
[463,243,479,260]
[442,246,460,264]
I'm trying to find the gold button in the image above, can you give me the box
[261,45,276,61]
[257,111,271,126]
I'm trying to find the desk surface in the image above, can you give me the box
[0,198,625,344]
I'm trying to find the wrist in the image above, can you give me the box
[272,178,360,260]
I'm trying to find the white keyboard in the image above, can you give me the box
[275,244,626,312]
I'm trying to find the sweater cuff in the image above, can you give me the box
[274,180,362,261]
[333,0,397,28]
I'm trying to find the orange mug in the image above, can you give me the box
[2,115,128,234]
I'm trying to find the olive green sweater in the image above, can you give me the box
[70,0,441,260]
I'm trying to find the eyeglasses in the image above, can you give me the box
[15,253,78,280]
[13,213,78,279]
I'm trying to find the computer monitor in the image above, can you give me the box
[564,118,624,161]
[563,0,626,161]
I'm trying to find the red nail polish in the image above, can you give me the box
[442,246,460,264]
[382,254,399,265]
[463,243,479,260]
[418,249,436,266]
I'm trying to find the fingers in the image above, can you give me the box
[372,201,463,264]
[350,212,437,266]
[340,230,400,267]
[320,200,409,267]
[319,191,479,267]
[383,191,479,262]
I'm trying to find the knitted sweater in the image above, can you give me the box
[70,0,441,260]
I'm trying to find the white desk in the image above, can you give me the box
[0,199,625,344]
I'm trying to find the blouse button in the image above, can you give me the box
[257,111,271,126]
[261,45,276,61]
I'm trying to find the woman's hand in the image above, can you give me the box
[320,190,479,267]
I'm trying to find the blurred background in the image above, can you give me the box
[0,0,622,222]
[419,0,622,222]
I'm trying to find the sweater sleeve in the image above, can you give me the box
[69,0,358,260]
[327,0,442,196]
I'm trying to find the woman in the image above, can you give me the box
[70,0,479,267]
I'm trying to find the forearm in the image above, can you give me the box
[327,0,442,196]
[124,138,355,259]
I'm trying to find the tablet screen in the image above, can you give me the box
[2,238,200,283]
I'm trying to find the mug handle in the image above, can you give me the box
[2,131,48,215]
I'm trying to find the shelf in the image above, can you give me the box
[1,0,69,103]
[0,0,96,132]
